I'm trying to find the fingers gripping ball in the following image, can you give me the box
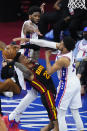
[2,45,17,60]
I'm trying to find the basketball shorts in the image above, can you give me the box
[56,76,82,110]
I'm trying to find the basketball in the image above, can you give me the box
[2,45,17,60]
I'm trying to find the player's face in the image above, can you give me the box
[30,12,41,24]
[18,55,33,69]
[19,55,30,64]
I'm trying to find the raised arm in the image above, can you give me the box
[13,37,60,49]
[45,50,70,75]
[23,22,42,36]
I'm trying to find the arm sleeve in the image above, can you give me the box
[30,39,57,49]
[21,43,40,50]
[15,62,32,79]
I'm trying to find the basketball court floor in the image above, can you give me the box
[0,51,87,131]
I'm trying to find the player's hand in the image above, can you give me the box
[40,3,46,13]
[2,62,7,67]
[53,0,61,10]
[64,16,70,22]
[7,59,13,62]
[29,21,43,36]
[24,22,43,36]
[13,37,30,43]
[0,116,7,131]
[34,28,43,36]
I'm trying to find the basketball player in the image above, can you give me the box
[13,36,84,131]
[20,6,43,117]
[17,7,43,128]
[20,5,42,59]
[45,36,84,131]
[2,45,59,131]
[73,27,87,95]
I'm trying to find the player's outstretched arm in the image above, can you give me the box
[13,37,29,43]
[13,37,60,49]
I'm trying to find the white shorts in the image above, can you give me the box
[56,76,82,110]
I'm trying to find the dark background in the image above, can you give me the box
[0,0,56,22]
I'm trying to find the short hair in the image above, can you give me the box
[63,36,75,51]
[28,6,41,15]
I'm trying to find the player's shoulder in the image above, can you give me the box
[23,20,31,25]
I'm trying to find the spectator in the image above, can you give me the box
[73,27,87,95]
[77,61,87,95]
[74,27,87,62]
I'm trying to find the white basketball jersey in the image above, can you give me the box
[55,51,82,109]
[21,20,38,39]
[56,51,76,81]
[76,40,87,59]
[20,20,38,55]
